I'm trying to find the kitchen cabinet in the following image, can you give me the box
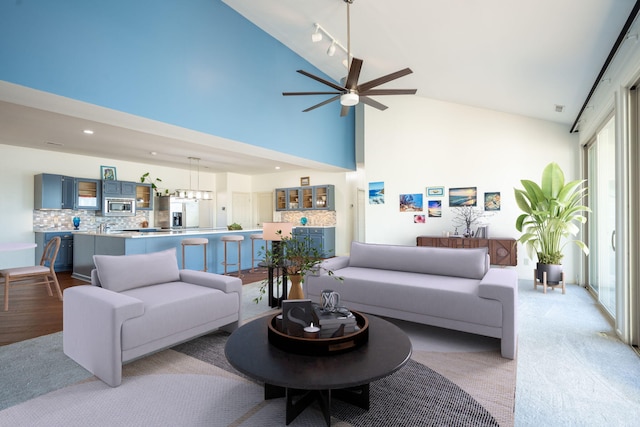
[35,232,73,272]
[293,227,335,258]
[416,236,517,266]
[102,180,137,198]
[275,185,335,211]
[135,183,154,210]
[34,173,74,209]
[74,178,101,210]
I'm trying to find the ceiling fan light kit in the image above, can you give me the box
[340,92,359,106]
[283,0,416,116]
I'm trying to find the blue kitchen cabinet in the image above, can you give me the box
[74,178,101,210]
[275,185,335,211]
[102,180,137,198]
[293,227,335,258]
[34,173,74,209]
[35,232,73,272]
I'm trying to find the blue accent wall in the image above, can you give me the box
[0,0,355,170]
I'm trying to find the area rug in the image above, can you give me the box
[0,325,515,426]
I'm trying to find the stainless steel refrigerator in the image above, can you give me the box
[155,196,200,229]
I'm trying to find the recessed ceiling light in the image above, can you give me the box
[83,129,94,135]
[150,151,157,156]
[275,166,281,170]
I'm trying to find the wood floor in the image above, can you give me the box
[0,268,268,347]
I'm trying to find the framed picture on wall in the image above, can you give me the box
[101,166,117,181]
[427,186,444,197]
[449,187,477,207]
[300,176,310,186]
[369,181,385,204]
[484,192,501,211]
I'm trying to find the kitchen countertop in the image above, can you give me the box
[72,228,262,238]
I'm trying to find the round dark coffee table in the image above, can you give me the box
[225,313,412,426]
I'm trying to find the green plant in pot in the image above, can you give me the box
[514,162,590,284]
[254,228,340,303]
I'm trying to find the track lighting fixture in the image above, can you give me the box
[311,23,347,59]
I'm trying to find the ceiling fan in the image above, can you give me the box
[283,0,417,117]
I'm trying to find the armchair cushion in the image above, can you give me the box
[93,248,180,292]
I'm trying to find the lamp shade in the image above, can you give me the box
[262,222,293,241]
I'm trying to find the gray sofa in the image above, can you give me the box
[305,242,518,359]
[63,248,242,387]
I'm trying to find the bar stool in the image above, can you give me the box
[250,233,263,272]
[221,235,244,277]
[181,238,208,272]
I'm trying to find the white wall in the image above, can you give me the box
[361,96,582,281]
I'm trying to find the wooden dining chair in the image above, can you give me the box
[0,236,63,311]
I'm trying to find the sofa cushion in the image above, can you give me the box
[348,242,488,279]
[120,282,239,351]
[93,249,180,292]
[307,266,502,328]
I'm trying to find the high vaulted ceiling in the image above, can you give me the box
[225,0,636,125]
[0,0,636,173]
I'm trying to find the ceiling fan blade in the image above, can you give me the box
[344,58,363,90]
[340,105,351,117]
[296,70,346,92]
[359,96,388,111]
[361,89,417,96]
[283,91,341,96]
[357,68,413,93]
[303,95,341,112]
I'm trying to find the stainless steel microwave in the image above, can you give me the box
[101,197,135,217]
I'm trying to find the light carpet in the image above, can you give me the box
[0,281,516,426]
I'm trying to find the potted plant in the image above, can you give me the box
[514,162,590,284]
[140,172,163,196]
[254,230,340,303]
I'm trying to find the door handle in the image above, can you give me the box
[611,230,616,252]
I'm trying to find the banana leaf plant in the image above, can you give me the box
[514,162,590,265]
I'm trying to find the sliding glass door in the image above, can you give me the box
[587,116,617,317]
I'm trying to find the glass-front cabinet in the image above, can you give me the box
[275,185,335,211]
[276,189,287,211]
[74,178,101,210]
[135,183,153,210]
[287,188,301,210]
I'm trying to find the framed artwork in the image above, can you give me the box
[484,192,501,211]
[428,200,442,217]
[300,176,310,186]
[449,187,477,207]
[399,193,423,212]
[413,214,426,223]
[369,181,385,204]
[101,166,117,181]
[427,186,444,197]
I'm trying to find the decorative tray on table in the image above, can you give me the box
[267,310,369,356]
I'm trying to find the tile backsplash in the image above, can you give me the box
[281,210,336,226]
[33,210,150,231]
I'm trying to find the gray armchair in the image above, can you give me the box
[63,248,242,387]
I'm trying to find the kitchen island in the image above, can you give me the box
[72,228,263,281]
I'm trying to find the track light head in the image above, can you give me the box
[327,41,336,56]
[312,24,323,43]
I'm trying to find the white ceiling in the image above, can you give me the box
[0,0,636,174]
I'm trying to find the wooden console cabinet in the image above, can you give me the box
[416,236,517,266]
